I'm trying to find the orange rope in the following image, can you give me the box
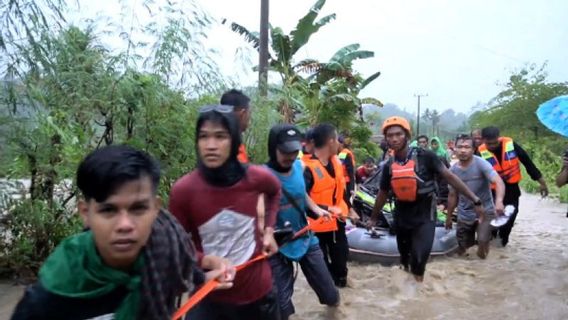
[171,214,340,320]
[171,254,267,320]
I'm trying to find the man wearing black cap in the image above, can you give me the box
[266,124,340,319]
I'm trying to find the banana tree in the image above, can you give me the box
[294,43,382,125]
[226,1,382,124]
[225,0,335,85]
[295,76,380,130]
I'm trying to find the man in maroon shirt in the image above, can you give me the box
[169,105,281,320]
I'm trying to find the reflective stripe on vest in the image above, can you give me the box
[305,155,349,217]
[478,137,522,184]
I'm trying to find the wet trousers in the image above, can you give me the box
[316,221,349,287]
[396,219,436,276]
[269,245,339,319]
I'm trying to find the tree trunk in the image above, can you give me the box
[126,105,134,140]
[104,116,114,145]
[28,153,38,201]
[279,99,294,123]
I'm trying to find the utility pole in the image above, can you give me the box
[414,93,428,136]
[259,0,269,96]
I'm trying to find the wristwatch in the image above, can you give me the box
[473,198,482,206]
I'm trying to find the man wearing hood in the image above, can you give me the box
[430,137,449,163]
[169,105,281,319]
[266,124,340,319]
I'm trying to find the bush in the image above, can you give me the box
[519,140,566,202]
[351,123,380,164]
[243,95,282,164]
[0,199,82,279]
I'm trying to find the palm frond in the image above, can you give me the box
[360,97,383,107]
[330,44,360,63]
[290,0,336,54]
[360,71,381,90]
[222,20,260,50]
[339,50,374,65]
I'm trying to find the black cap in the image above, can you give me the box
[276,125,302,153]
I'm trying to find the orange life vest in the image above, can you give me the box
[389,148,436,202]
[478,137,522,185]
[301,152,312,163]
[237,143,249,163]
[338,148,355,183]
[304,155,349,232]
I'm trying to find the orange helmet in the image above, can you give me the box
[382,116,411,135]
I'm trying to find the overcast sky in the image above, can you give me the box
[73,0,568,114]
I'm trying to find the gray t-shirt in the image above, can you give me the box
[450,156,497,221]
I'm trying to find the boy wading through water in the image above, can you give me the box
[367,117,485,282]
[11,145,232,320]
[446,135,505,259]
[266,124,340,320]
[169,105,282,320]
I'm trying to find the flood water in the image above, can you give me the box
[0,193,567,319]
[291,193,568,320]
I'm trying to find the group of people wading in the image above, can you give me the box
[11,90,550,320]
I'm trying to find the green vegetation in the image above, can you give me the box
[0,0,229,277]
[0,0,381,277]
[469,64,568,202]
[1,0,565,280]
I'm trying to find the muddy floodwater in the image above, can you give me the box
[292,193,568,320]
[1,193,567,319]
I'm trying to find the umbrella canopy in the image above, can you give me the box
[536,95,568,137]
